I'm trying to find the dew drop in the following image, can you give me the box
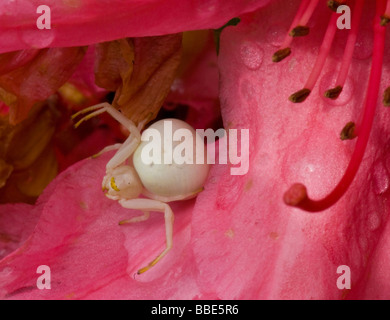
[193,0,218,19]
[240,41,263,70]
[266,23,286,47]
[371,161,389,195]
[319,70,354,106]
[367,211,381,231]
[0,267,13,277]
[19,28,56,49]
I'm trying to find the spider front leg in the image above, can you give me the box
[91,143,122,159]
[118,198,174,274]
[72,102,144,170]
[72,102,141,139]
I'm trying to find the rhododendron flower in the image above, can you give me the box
[1,0,390,300]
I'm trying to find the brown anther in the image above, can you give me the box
[283,183,308,207]
[380,15,390,26]
[327,0,342,12]
[324,85,343,100]
[340,121,357,140]
[289,88,311,103]
[383,87,390,106]
[289,25,310,37]
[272,47,291,63]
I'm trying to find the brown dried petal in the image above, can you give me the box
[94,39,135,92]
[0,46,87,124]
[94,34,182,126]
[6,104,58,170]
[0,159,13,189]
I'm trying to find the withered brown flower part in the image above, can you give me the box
[0,100,61,204]
[0,47,87,124]
[94,34,183,127]
[0,34,183,203]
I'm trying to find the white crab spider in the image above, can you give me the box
[72,103,210,274]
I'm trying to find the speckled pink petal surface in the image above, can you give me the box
[0,203,38,260]
[1,0,390,300]
[191,0,390,299]
[0,152,204,299]
[0,0,270,54]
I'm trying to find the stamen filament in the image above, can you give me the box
[273,0,309,62]
[325,0,364,99]
[290,11,339,103]
[295,0,320,31]
[284,1,387,212]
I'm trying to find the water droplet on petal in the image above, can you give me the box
[266,23,286,47]
[19,28,55,49]
[193,0,218,18]
[0,267,13,277]
[240,41,263,70]
[319,70,354,106]
[367,211,381,231]
[372,161,389,195]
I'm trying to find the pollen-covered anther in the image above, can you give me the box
[272,47,291,62]
[289,88,311,103]
[340,121,357,140]
[383,86,390,106]
[289,25,310,37]
[381,0,390,25]
[283,183,308,207]
[327,0,343,12]
[380,15,390,26]
[325,86,343,99]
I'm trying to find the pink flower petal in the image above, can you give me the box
[191,1,390,299]
[0,0,270,53]
[0,152,203,299]
[2,0,390,300]
[0,203,38,260]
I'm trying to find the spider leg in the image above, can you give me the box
[72,103,144,170]
[119,211,150,224]
[118,198,174,274]
[72,102,141,139]
[92,143,122,159]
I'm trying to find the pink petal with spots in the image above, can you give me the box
[0,0,270,54]
[0,152,204,299]
[191,0,390,299]
[2,0,390,300]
